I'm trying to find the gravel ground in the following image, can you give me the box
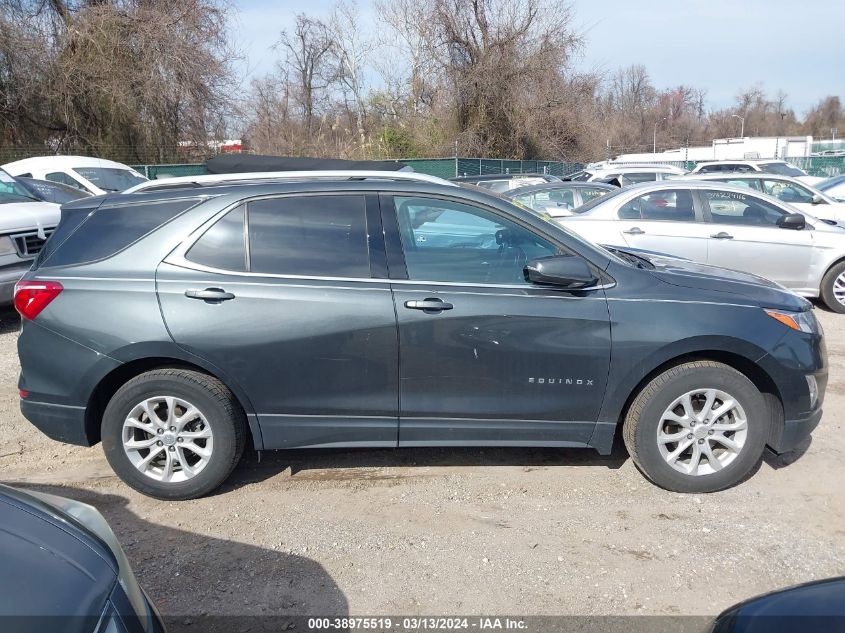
[1,305,843,627]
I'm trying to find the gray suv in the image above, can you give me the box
[16,175,826,499]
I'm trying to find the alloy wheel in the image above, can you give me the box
[657,388,748,476]
[122,396,214,482]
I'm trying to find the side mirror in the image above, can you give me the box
[524,256,598,289]
[812,194,824,205]
[777,213,806,230]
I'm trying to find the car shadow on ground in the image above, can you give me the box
[7,483,349,633]
[222,441,631,492]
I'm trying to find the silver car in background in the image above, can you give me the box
[670,172,845,222]
[558,180,845,313]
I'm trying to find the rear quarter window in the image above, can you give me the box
[38,198,199,268]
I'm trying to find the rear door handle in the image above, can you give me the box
[185,288,236,302]
[404,298,454,312]
[710,232,734,239]
[622,227,645,235]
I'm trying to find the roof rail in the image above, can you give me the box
[124,170,456,193]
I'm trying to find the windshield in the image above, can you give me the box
[817,175,845,192]
[72,167,147,192]
[0,168,39,203]
[570,186,627,214]
[760,162,807,177]
[18,177,91,204]
[566,170,592,182]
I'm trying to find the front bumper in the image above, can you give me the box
[0,261,32,304]
[769,406,823,454]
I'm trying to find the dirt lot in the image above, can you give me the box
[1,305,844,628]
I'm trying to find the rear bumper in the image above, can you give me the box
[20,398,91,446]
[0,261,32,304]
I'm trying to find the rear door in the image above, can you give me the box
[700,188,814,289]
[156,193,399,449]
[384,194,611,447]
[613,187,709,261]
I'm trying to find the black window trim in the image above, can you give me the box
[173,191,387,282]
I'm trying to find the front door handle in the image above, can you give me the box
[185,288,236,302]
[710,232,734,239]
[404,298,454,312]
[622,227,645,235]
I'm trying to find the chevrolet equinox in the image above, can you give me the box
[15,173,827,499]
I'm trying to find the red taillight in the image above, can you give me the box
[14,281,63,320]
[19,389,28,398]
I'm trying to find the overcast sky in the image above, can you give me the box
[231,0,844,116]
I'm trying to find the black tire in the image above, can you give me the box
[820,261,845,314]
[622,361,768,493]
[101,369,246,500]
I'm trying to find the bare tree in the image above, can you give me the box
[279,14,334,138]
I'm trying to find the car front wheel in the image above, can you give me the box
[102,369,246,500]
[623,361,768,493]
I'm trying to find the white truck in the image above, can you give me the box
[0,169,59,304]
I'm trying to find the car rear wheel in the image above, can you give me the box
[819,261,845,314]
[102,369,246,500]
[623,361,768,493]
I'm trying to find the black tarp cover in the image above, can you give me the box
[206,155,409,174]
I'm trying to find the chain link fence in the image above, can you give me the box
[129,157,586,180]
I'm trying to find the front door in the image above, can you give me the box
[156,193,399,449]
[614,188,709,262]
[700,188,814,290]
[384,194,611,446]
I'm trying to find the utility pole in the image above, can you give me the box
[653,117,667,154]
[732,114,745,138]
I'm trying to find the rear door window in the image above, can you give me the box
[618,189,697,221]
[248,195,370,277]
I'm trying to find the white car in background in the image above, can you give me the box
[0,169,59,303]
[818,175,845,202]
[2,156,147,195]
[557,180,845,313]
[669,172,845,221]
[689,159,823,186]
[564,163,687,184]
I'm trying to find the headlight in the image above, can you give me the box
[765,308,819,333]
[0,235,16,256]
